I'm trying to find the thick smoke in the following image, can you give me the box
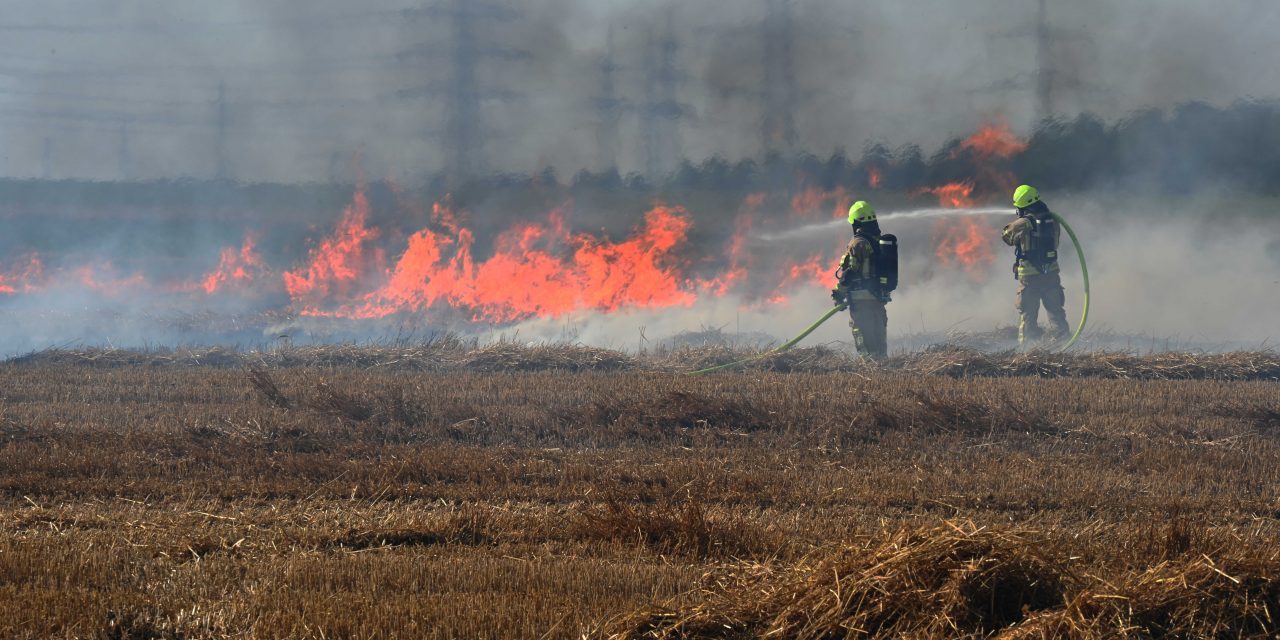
[3,0,1279,180]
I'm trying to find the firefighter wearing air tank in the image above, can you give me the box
[1003,185,1069,345]
[832,201,897,359]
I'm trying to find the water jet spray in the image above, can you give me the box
[754,207,1008,242]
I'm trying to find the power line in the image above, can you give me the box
[0,104,421,136]
[0,84,382,110]
[0,58,411,82]
[640,7,691,180]
[0,8,413,35]
[761,0,798,155]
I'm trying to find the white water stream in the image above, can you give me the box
[754,206,1009,241]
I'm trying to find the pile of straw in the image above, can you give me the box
[613,522,1280,639]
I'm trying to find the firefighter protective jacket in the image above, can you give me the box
[839,234,880,301]
[1002,212,1061,277]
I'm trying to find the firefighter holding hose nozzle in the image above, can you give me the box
[1003,185,1070,346]
[832,201,898,359]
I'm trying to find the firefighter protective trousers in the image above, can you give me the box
[1016,272,1069,344]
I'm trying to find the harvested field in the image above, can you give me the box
[1,351,1279,638]
[9,341,1280,380]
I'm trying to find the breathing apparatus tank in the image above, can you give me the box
[875,234,899,297]
[839,232,898,301]
[1027,216,1058,272]
[1012,209,1059,278]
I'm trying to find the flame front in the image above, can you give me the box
[201,234,265,294]
[283,186,384,308]
[320,202,698,322]
[701,194,762,297]
[764,255,828,305]
[934,217,995,277]
[957,120,1028,159]
[919,181,978,209]
[0,121,1024,324]
[73,264,146,296]
[790,185,849,220]
[918,179,997,280]
[0,255,150,297]
[0,255,44,295]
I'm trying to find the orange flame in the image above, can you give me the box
[957,120,1028,159]
[0,181,868,318]
[200,234,265,294]
[283,184,385,306]
[790,185,849,220]
[918,181,977,208]
[867,167,882,189]
[315,203,698,322]
[0,255,44,295]
[763,255,828,305]
[73,264,146,295]
[934,217,995,277]
[701,193,767,297]
[0,256,153,296]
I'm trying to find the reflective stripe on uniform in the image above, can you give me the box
[849,321,868,355]
[1016,261,1061,277]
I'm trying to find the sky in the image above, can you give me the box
[0,0,1277,182]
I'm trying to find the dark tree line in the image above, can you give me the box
[570,99,1280,198]
[2,100,1278,219]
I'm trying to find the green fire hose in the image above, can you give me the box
[1053,213,1090,352]
[686,302,848,375]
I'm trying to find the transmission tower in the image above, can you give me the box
[399,0,528,181]
[640,8,689,181]
[328,151,345,184]
[985,0,1099,123]
[1033,0,1056,122]
[117,117,132,181]
[695,0,834,159]
[215,81,230,180]
[42,137,53,179]
[761,0,799,155]
[592,26,625,172]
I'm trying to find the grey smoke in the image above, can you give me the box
[2,0,1278,181]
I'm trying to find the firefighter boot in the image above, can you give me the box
[849,321,869,358]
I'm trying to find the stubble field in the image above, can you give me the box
[2,344,1279,638]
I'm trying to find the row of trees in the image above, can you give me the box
[571,99,1280,196]
[1,100,1277,216]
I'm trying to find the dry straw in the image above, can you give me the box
[611,522,1280,639]
[8,342,1279,380]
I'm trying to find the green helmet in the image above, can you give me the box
[847,201,876,224]
[1013,184,1040,209]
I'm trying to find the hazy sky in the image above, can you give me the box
[1,0,1276,182]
